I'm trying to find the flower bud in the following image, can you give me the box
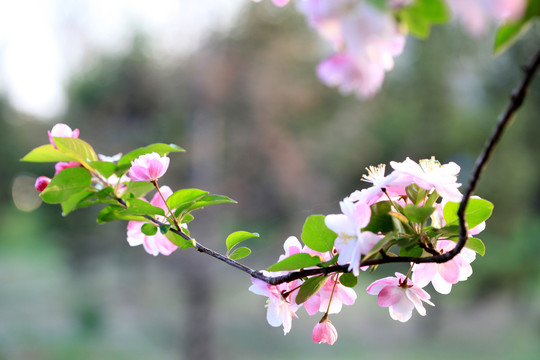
[312,318,338,345]
[35,176,51,192]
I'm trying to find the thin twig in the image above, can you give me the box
[123,47,540,286]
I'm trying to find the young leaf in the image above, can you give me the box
[226,231,260,251]
[117,143,185,171]
[141,223,158,236]
[399,245,423,257]
[494,0,540,54]
[166,188,209,212]
[267,253,322,272]
[89,161,117,178]
[403,204,436,224]
[54,137,98,168]
[185,194,237,212]
[397,0,450,38]
[124,181,155,198]
[295,276,330,305]
[443,198,494,230]
[229,247,251,260]
[97,205,146,224]
[40,167,92,204]
[466,237,486,256]
[339,273,358,288]
[21,144,78,163]
[363,201,394,233]
[301,215,337,253]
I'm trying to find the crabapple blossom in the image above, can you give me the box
[325,198,382,276]
[312,318,338,345]
[48,123,79,148]
[34,176,51,192]
[348,164,410,205]
[390,157,463,202]
[249,273,302,335]
[128,152,170,182]
[367,272,434,322]
[126,186,179,256]
[412,240,476,294]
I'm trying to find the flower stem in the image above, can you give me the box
[152,180,182,231]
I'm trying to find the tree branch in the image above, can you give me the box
[127,47,540,286]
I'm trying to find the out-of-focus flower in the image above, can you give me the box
[98,153,123,162]
[412,240,476,294]
[54,161,81,175]
[35,176,51,192]
[48,123,79,148]
[446,0,526,36]
[126,186,179,256]
[312,318,338,345]
[128,152,170,182]
[367,272,434,322]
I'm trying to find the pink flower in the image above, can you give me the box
[325,198,381,276]
[412,240,476,294]
[312,318,338,345]
[249,273,302,335]
[126,186,179,256]
[390,157,462,202]
[367,272,434,322]
[54,161,81,175]
[128,152,170,182]
[48,123,80,148]
[317,52,386,98]
[35,176,51,192]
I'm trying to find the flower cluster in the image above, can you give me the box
[255,0,528,98]
[252,156,491,343]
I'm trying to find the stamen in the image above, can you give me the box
[362,164,386,184]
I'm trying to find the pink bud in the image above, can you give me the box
[48,123,80,148]
[55,161,82,175]
[35,176,51,192]
[312,319,338,345]
[128,152,170,182]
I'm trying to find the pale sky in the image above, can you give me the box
[0,0,245,119]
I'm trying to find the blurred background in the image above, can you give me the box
[1,1,540,359]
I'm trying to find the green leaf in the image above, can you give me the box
[301,215,337,253]
[61,190,94,216]
[185,194,237,212]
[165,230,194,248]
[399,245,423,257]
[362,231,399,261]
[120,199,165,217]
[40,167,92,204]
[89,161,117,178]
[466,237,486,256]
[403,204,436,224]
[124,181,155,198]
[443,198,494,230]
[267,253,322,272]
[159,224,170,234]
[363,201,394,233]
[117,143,185,171]
[21,144,78,163]
[229,247,251,260]
[226,231,260,251]
[339,273,357,288]
[141,223,158,236]
[398,0,450,38]
[54,137,98,168]
[166,188,209,213]
[181,214,195,224]
[295,276,330,305]
[405,184,426,205]
[494,0,540,54]
[97,205,146,224]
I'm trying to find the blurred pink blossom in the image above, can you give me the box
[34,176,51,192]
[54,161,81,175]
[128,152,170,182]
[252,0,290,7]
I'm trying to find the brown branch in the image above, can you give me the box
[123,47,540,286]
